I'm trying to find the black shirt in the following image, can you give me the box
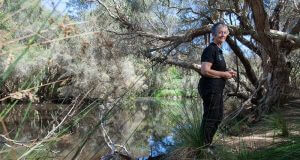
[198,43,227,95]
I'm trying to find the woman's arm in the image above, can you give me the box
[201,62,232,79]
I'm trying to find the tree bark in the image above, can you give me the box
[258,51,292,114]
[244,0,294,115]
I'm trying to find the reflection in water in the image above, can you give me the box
[149,135,174,157]
[134,97,203,159]
[138,135,174,160]
[0,97,202,159]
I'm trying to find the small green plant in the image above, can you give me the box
[168,66,182,80]
[264,112,289,137]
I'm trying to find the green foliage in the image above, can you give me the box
[154,88,185,97]
[188,136,300,160]
[237,137,300,160]
[0,11,8,30]
[152,66,198,98]
[158,98,183,108]
[2,0,26,12]
[168,66,182,79]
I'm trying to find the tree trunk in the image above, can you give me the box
[258,51,292,114]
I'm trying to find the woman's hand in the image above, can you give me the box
[223,71,233,79]
[228,70,237,77]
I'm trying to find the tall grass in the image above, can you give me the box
[167,99,205,158]
[264,112,289,137]
[0,1,102,159]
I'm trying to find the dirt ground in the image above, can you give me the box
[218,99,300,151]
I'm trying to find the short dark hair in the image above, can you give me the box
[211,22,228,36]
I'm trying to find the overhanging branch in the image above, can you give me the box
[98,1,299,50]
[269,30,300,49]
[226,36,259,87]
[143,51,201,73]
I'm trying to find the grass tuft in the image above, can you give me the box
[166,99,205,159]
[237,137,300,160]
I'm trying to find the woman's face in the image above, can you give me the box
[213,26,229,44]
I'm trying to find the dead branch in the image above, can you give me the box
[268,29,300,49]
[0,134,30,148]
[221,75,268,127]
[0,78,71,102]
[17,102,76,160]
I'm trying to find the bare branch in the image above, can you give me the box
[226,80,249,100]
[143,51,201,73]
[221,75,268,126]
[293,0,300,11]
[0,135,30,148]
[111,24,257,42]
[96,0,117,19]
[168,6,214,23]
[101,121,129,156]
[226,36,259,87]
[268,30,300,49]
[231,0,253,30]
[282,17,292,32]
[269,0,288,30]
[17,96,79,160]
[235,36,262,58]
[227,92,249,100]
[96,1,298,51]
[96,0,139,31]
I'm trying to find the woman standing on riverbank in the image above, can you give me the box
[198,22,236,147]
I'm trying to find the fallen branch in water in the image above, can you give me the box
[17,100,76,160]
[100,116,132,160]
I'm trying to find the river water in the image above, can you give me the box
[0,97,203,159]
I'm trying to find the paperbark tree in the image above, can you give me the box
[93,0,300,117]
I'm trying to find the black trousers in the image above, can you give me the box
[200,92,224,145]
